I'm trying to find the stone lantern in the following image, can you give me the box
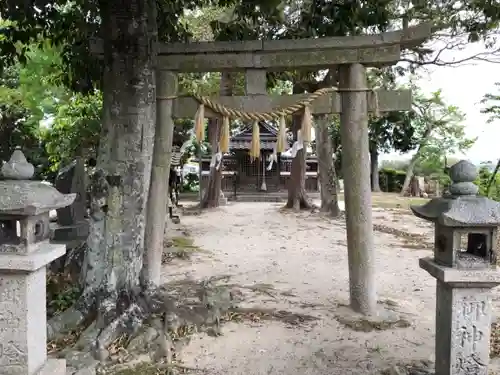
[0,149,75,375]
[411,160,500,375]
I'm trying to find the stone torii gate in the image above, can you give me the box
[92,23,432,315]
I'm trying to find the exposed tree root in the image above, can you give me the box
[93,303,146,360]
[319,201,341,217]
[284,199,318,212]
[284,192,315,211]
[110,361,208,375]
[48,276,322,374]
[47,277,237,373]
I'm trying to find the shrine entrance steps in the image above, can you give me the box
[179,191,320,203]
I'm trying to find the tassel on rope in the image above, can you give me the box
[249,120,260,161]
[194,104,205,142]
[277,114,287,153]
[301,105,312,143]
[220,116,230,153]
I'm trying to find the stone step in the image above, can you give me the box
[229,194,284,202]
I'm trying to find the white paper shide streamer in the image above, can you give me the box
[210,152,223,170]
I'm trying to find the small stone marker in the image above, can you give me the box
[52,158,89,243]
[219,190,228,206]
[412,160,500,375]
[0,148,75,375]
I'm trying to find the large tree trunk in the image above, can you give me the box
[314,115,340,217]
[401,154,420,196]
[401,126,433,196]
[285,117,312,210]
[200,72,233,208]
[285,81,312,210]
[82,0,156,301]
[47,0,159,351]
[201,118,222,208]
[370,146,381,192]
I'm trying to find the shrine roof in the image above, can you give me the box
[230,121,281,151]
[231,121,278,140]
[230,140,278,151]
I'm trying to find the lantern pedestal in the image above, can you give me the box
[0,243,68,375]
[412,160,500,375]
[421,257,500,375]
[0,149,75,375]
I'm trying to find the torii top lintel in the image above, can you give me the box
[90,23,433,72]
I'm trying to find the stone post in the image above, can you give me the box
[51,158,90,274]
[142,70,178,288]
[338,63,376,315]
[0,149,75,375]
[412,160,500,375]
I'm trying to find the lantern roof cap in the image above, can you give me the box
[0,148,75,216]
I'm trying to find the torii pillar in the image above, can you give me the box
[339,64,377,315]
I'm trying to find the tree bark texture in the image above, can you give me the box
[47,0,161,349]
[81,0,157,307]
[201,72,234,208]
[314,115,341,217]
[401,153,420,196]
[401,125,433,196]
[141,71,177,288]
[339,63,377,315]
[285,109,312,210]
[201,117,222,208]
[285,80,314,210]
[370,146,381,192]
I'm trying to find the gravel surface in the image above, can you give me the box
[161,202,500,375]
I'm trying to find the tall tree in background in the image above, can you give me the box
[281,1,392,209]
[395,0,500,66]
[482,82,500,122]
[400,89,475,195]
[481,82,500,197]
[0,39,70,179]
[314,115,341,216]
[369,111,416,192]
[367,67,416,192]
[486,160,500,197]
[214,0,500,208]
[43,92,102,171]
[0,64,37,162]
[201,71,235,208]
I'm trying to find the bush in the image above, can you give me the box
[475,167,500,202]
[182,172,199,192]
[378,168,406,192]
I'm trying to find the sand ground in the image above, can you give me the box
[161,202,500,375]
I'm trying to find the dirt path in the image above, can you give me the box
[161,202,498,375]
